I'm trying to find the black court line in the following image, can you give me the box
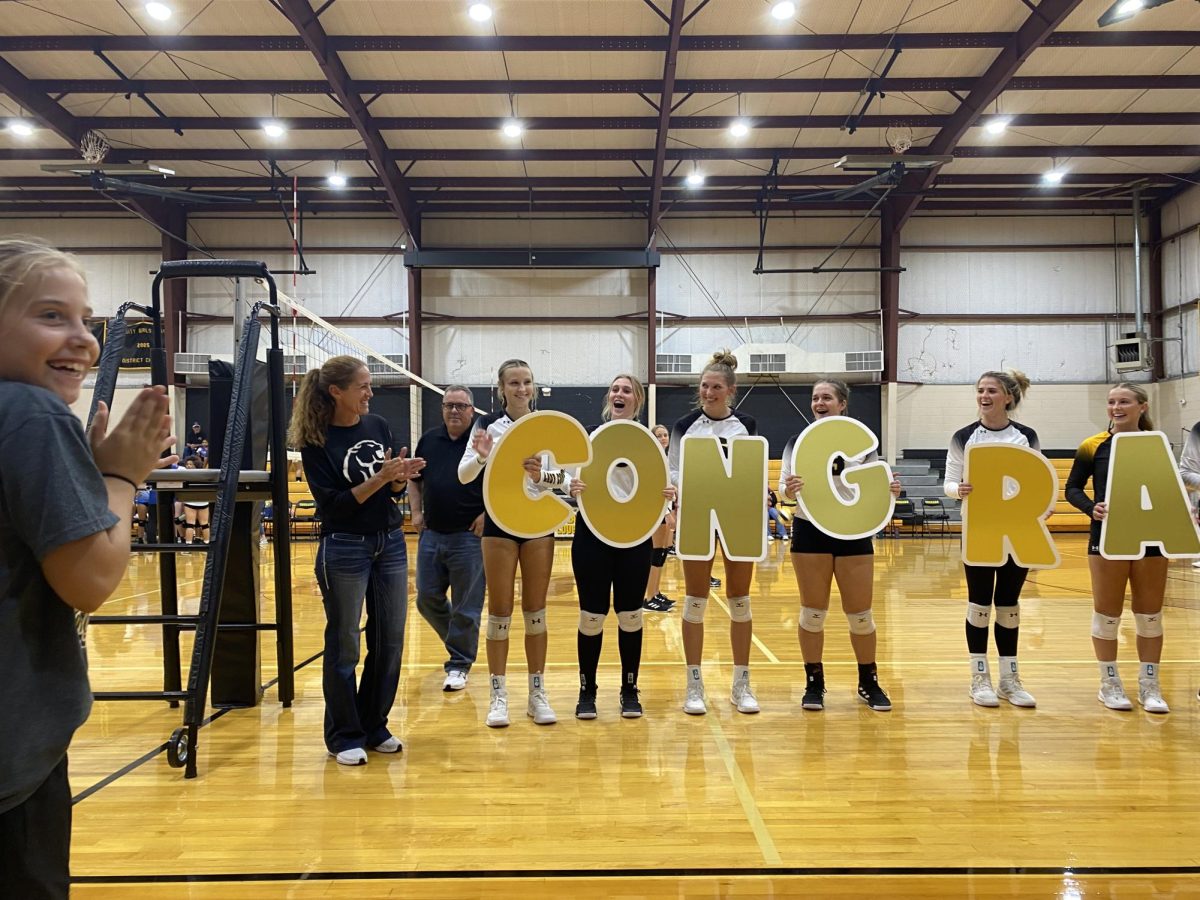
[72,865,1200,884]
[72,648,323,805]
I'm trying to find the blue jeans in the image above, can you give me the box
[415,529,485,672]
[316,528,408,753]
[768,507,788,538]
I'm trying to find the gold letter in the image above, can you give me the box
[577,420,669,548]
[1100,431,1200,559]
[790,417,894,540]
[961,444,1059,569]
[677,435,768,561]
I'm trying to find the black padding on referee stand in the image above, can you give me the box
[208,359,269,707]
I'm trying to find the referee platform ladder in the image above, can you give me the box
[84,259,294,779]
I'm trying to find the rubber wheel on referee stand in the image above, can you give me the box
[167,727,189,768]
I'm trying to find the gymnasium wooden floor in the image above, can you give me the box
[69,533,1200,898]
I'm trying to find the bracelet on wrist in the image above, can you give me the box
[101,472,139,490]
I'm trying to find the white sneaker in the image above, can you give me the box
[331,748,367,766]
[1098,676,1133,711]
[683,680,707,715]
[486,690,510,727]
[731,675,760,714]
[970,672,1000,707]
[372,736,403,753]
[1138,678,1170,714]
[443,669,468,692]
[997,674,1036,708]
[527,688,557,725]
[1192,559,1200,568]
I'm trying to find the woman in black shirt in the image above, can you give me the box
[288,355,425,765]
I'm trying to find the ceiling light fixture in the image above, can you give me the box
[771,1,796,20]
[1097,0,1173,27]
[685,165,705,188]
[468,3,493,22]
[1043,168,1064,185]
[730,119,750,138]
[984,116,1011,135]
[502,120,523,138]
[327,162,347,189]
[7,119,35,137]
[145,2,172,21]
[263,94,285,139]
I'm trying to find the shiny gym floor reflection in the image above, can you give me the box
[69,534,1200,898]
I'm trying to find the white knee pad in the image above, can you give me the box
[994,604,1020,629]
[485,614,511,641]
[578,610,606,637]
[682,595,708,624]
[617,609,643,632]
[524,608,547,635]
[1091,612,1120,641]
[846,609,875,635]
[799,606,826,633]
[1134,611,1164,639]
[966,602,992,629]
[728,595,752,623]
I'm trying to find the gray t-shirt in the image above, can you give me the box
[0,381,117,813]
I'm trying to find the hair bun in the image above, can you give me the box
[710,349,737,370]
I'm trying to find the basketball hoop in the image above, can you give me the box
[80,131,110,165]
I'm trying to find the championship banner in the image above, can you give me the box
[483,411,591,539]
[1099,431,1200,559]
[676,434,768,562]
[576,420,669,548]
[960,443,1059,569]
[789,417,894,540]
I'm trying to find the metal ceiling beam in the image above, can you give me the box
[0,55,82,148]
[3,144,1197,163]
[30,75,1200,95]
[646,0,687,246]
[893,0,1086,228]
[2,32,1195,52]
[1148,165,1200,210]
[0,173,1178,190]
[5,146,1198,165]
[275,0,421,247]
[70,112,1200,131]
[0,199,1137,215]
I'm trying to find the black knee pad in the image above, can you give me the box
[651,547,669,567]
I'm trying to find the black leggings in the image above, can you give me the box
[963,560,1028,656]
[571,518,652,689]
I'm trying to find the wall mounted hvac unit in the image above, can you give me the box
[282,354,308,376]
[174,352,211,376]
[368,353,411,384]
[655,353,695,374]
[844,350,884,373]
[1113,334,1149,373]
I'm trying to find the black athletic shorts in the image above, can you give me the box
[1087,521,1163,557]
[482,511,549,544]
[789,517,874,557]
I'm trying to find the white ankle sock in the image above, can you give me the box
[529,672,544,692]
[999,656,1018,678]
[490,674,506,693]
[687,664,702,685]
[732,664,749,686]
[970,654,989,677]
[1140,662,1158,681]
[1098,661,1119,681]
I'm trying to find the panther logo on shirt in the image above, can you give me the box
[343,440,385,484]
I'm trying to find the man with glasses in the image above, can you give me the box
[411,385,487,692]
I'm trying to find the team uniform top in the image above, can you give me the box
[457,409,569,493]
[779,428,878,524]
[1064,431,1114,518]
[1179,422,1200,492]
[667,408,758,486]
[300,413,405,535]
[943,420,1041,499]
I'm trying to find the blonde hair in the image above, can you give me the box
[286,355,367,448]
[977,369,1031,412]
[1111,381,1154,431]
[602,373,646,422]
[496,358,535,411]
[697,349,737,409]
[0,236,87,322]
